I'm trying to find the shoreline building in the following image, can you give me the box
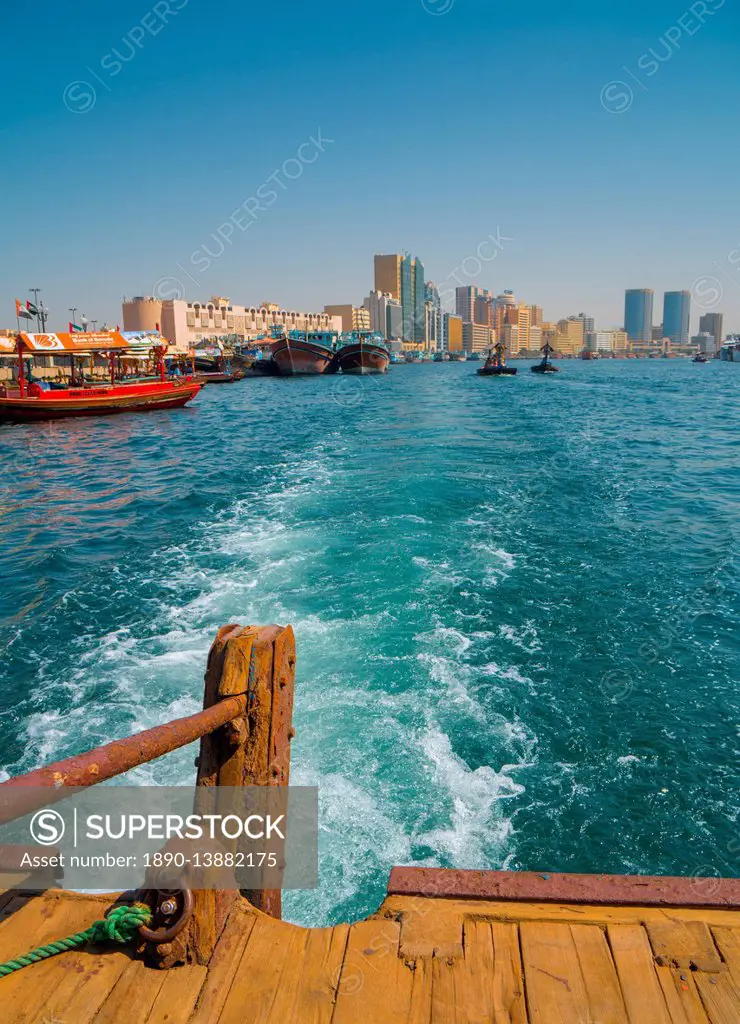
[624,289,654,344]
[374,253,425,345]
[698,311,724,353]
[663,291,691,346]
[424,282,447,351]
[554,318,584,355]
[363,290,402,340]
[323,304,371,333]
[494,292,531,354]
[122,296,340,348]
[447,314,463,352]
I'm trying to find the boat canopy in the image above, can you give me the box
[17,331,154,354]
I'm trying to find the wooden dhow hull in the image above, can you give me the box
[0,380,203,422]
[270,338,335,376]
[337,341,390,375]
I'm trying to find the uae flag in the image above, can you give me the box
[15,299,33,320]
[26,300,39,316]
[69,322,84,333]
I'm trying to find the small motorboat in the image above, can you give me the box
[195,370,246,384]
[531,341,559,373]
[692,353,708,363]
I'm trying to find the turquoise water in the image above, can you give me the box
[1,360,738,925]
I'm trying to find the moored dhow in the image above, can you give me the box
[270,326,338,376]
[336,331,390,374]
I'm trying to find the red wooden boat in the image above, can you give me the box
[0,331,203,422]
[270,329,337,376]
[337,332,390,375]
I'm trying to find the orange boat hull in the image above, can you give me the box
[0,380,203,422]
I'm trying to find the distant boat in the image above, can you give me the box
[449,352,466,362]
[337,331,390,375]
[466,352,481,361]
[478,342,517,377]
[692,352,709,363]
[270,327,338,376]
[531,341,559,374]
[581,350,596,360]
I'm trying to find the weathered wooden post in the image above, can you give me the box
[145,623,296,967]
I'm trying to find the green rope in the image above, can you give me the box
[0,902,152,978]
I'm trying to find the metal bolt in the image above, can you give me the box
[160,898,178,916]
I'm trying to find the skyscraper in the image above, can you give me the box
[624,289,654,343]
[375,253,424,342]
[425,282,447,351]
[456,286,492,325]
[363,291,402,339]
[698,312,724,352]
[663,291,691,345]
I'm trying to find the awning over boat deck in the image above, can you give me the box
[16,332,154,354]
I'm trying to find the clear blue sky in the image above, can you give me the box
[2,0,739,332]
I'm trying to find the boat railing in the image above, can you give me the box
[0,623,296,967]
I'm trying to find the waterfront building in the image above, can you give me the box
[374,253,424,343]
[363,291,402,340]
[698,312,724,353]
[529,305,543,327]
[692,332,716,354]
[569,312,595,336]
[324,304,371,333]
[652,325,664,342]
[474,293,495,327]
[555,318,584,355]
[624,289,654,343]
[122,296,339,348]
[529,325,543,352]
[463,322,495,353]
[447,314,463,351]
[501,324,520,354]
[495,294,531,352]
[586,331,619,353]
[455,286,494,327]
[662,291,691,345]
[424,282,446,351]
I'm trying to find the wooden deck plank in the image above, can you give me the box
[692,971,740,1024]
[217,913,309,1024]
[431,918,495,1023]
[490,922,527,1024]
[647,920,724,972]
[607,924,672,1024]
[655,964,712,1024]
[520,921,592,1023]
[381,895,740,929]
[11,949,132,1024]
[147,965,208,1024]
[406,957,433,1024]
[188,904,256,1024]
[249,922,349,1024]
[570,923,630,1024]
[398,904,464,960]
[332,919,414,1024]
[0,895,131,1024]
[710,927,740,990]
[91,960,167,1024]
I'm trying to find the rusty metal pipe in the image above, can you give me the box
[0,694,247,823]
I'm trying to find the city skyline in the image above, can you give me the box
[2,0,739,329]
